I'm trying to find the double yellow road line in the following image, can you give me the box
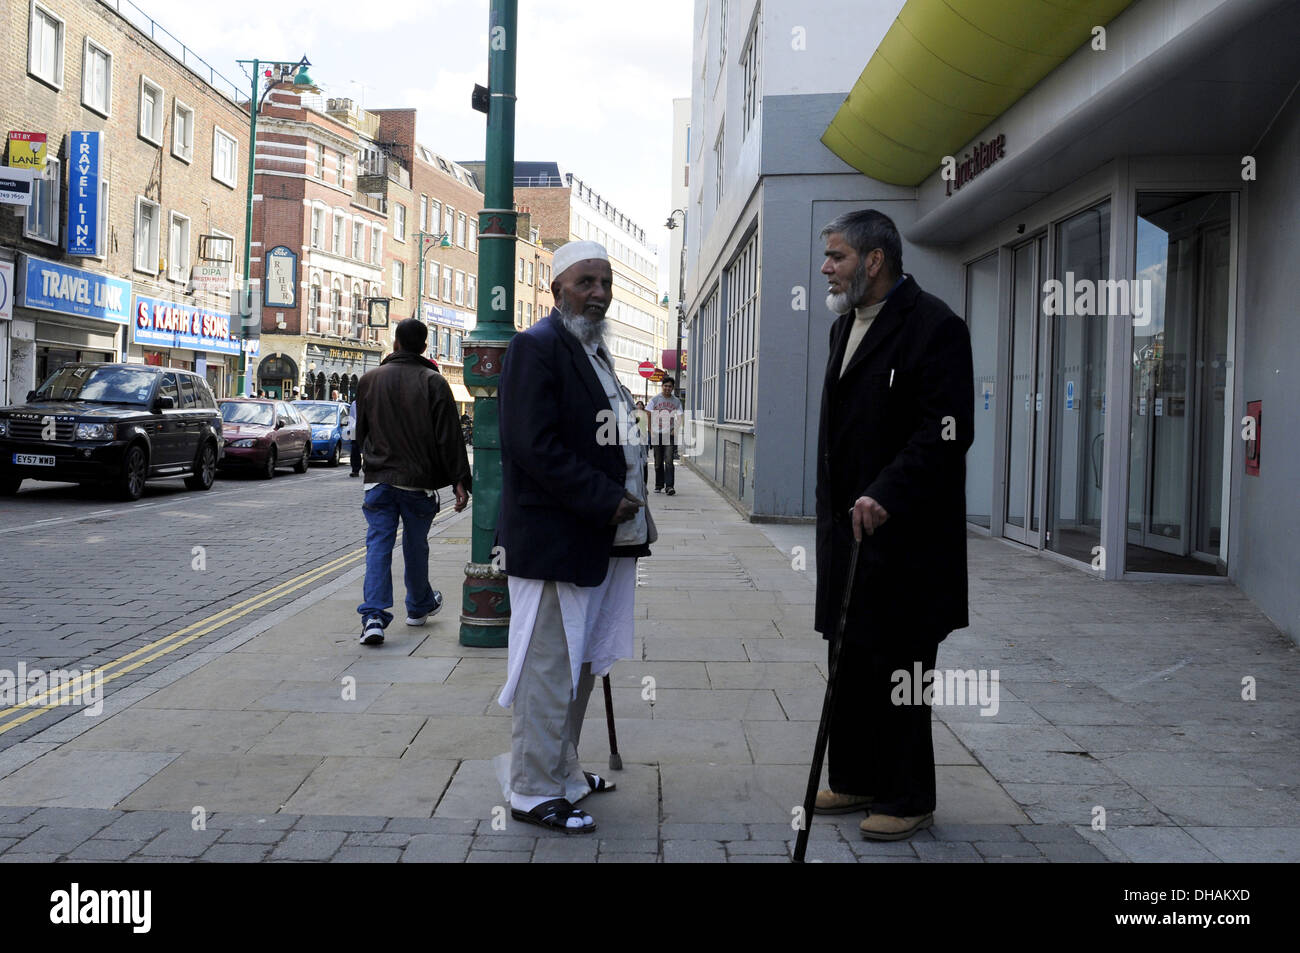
[0,545,367,736]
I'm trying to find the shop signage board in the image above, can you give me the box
[264,246,297,307]
[0,167,35,206]
[133,295,241,356]
[191,261,232,293]
[65,131,102,256]
[19,254,130,323]
[421,301,473,330]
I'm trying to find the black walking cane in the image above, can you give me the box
[793,538,860,863]
[603,674,623,770]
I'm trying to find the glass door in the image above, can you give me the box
[1127,193,1232,572]
[1002,236,1047,545]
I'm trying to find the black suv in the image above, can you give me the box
[0,363,224,501]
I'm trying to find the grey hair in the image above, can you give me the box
[820,209,903,279]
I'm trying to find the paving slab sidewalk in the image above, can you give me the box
[0,466,1296,862]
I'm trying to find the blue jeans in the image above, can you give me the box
[358,484,440,627]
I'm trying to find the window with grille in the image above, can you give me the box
[696,288,720,422]
[723,233,759,424]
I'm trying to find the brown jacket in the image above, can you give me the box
[355,350,471,493]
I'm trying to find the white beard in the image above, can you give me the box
[826,291,854,314]
[557,307,608,351]
[827,259,871,315]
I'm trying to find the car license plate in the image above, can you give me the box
[13,454,55,466]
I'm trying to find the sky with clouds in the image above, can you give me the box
[153,0,695,292]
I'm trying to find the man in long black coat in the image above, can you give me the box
[813,209,974,840]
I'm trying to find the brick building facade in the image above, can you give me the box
[1,0,251,401]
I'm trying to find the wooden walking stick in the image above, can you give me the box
[793,538,860,863]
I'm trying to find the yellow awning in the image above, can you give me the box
[822,0,1135,185]
[449,381,473,403]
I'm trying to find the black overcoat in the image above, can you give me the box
[496,310,629,586]
[813,276,975,643]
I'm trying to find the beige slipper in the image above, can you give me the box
[814,789,874,814]
[859,812,934,841]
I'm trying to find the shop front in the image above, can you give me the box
[14,254,130,392]
[129,294,242,398]
[303,342,383,402]
[257,354,300,399]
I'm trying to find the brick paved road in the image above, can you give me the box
[0,462,445,749]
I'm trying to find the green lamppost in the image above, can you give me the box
[460,0,517,647]
[415,230,453,312]
[235,56,319,397]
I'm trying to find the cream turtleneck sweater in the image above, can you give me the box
[839,298,887,378]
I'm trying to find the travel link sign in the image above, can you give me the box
[66,131,102,256]
[19,255,130,324]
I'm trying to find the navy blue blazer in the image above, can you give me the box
[496,311,629,586]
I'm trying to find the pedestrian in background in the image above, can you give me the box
[496,240,653,834]
[812,208,974,841]
[634,400,650,486]
[647,376,682,495]
[354,318,471,646]
[347,398,361,478]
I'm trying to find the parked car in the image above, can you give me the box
[217,399,310,479]
[0,363,222,501]
[292,400,350,467]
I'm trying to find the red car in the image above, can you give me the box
[217,399,311,479]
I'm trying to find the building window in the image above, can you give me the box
[696,287,720,421]
[332,214,344,255]
[443,205,454,237]
[714,125,725,208]
[429,200,441,236]
[468,221,477,253]
[516,300,524,329]
[456,211,466,247]
[723,232,758,424]
[172,100,194,162]
[442,266,452,301]
[330,280,342,335]
[92,177,109,257]
[371,229,380,264]
[351,283,363,336]
[428,262,440,300]
[467,274,476,306]
[526,260,534,285]
[168,212,191,283]
[453,333,462,363]
[134,196,160,273]
[316,143,325,179]
[394,204,407,242]
[718,0,728,69]
[24,156,61,245]
[310,208,323,248]
[517,257,525,281]
[741,8,761,137]
[419,195,428,231]
[352,222,363,260]
[139,76,164,145]
[28,2,64,89]
[392,260,405,299]
[81,37,111,116]
[525,302,532,323]
[336,150,345,186]
[309,277,322,331]
[212,127,238,187]
[454,270,465,306]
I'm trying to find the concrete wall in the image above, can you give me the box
[1236,100,1300,642]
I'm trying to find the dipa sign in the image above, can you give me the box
[66,131,102,257]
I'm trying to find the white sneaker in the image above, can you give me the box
[360,617,385,646]
[406,591,443,626]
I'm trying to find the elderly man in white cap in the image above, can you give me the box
[495,240,653,833]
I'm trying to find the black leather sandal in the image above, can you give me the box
[584,771,617,793]
[511,798,596,834]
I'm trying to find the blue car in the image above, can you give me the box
[292,400,350,467]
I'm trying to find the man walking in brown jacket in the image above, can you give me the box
[355,318,471,645]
